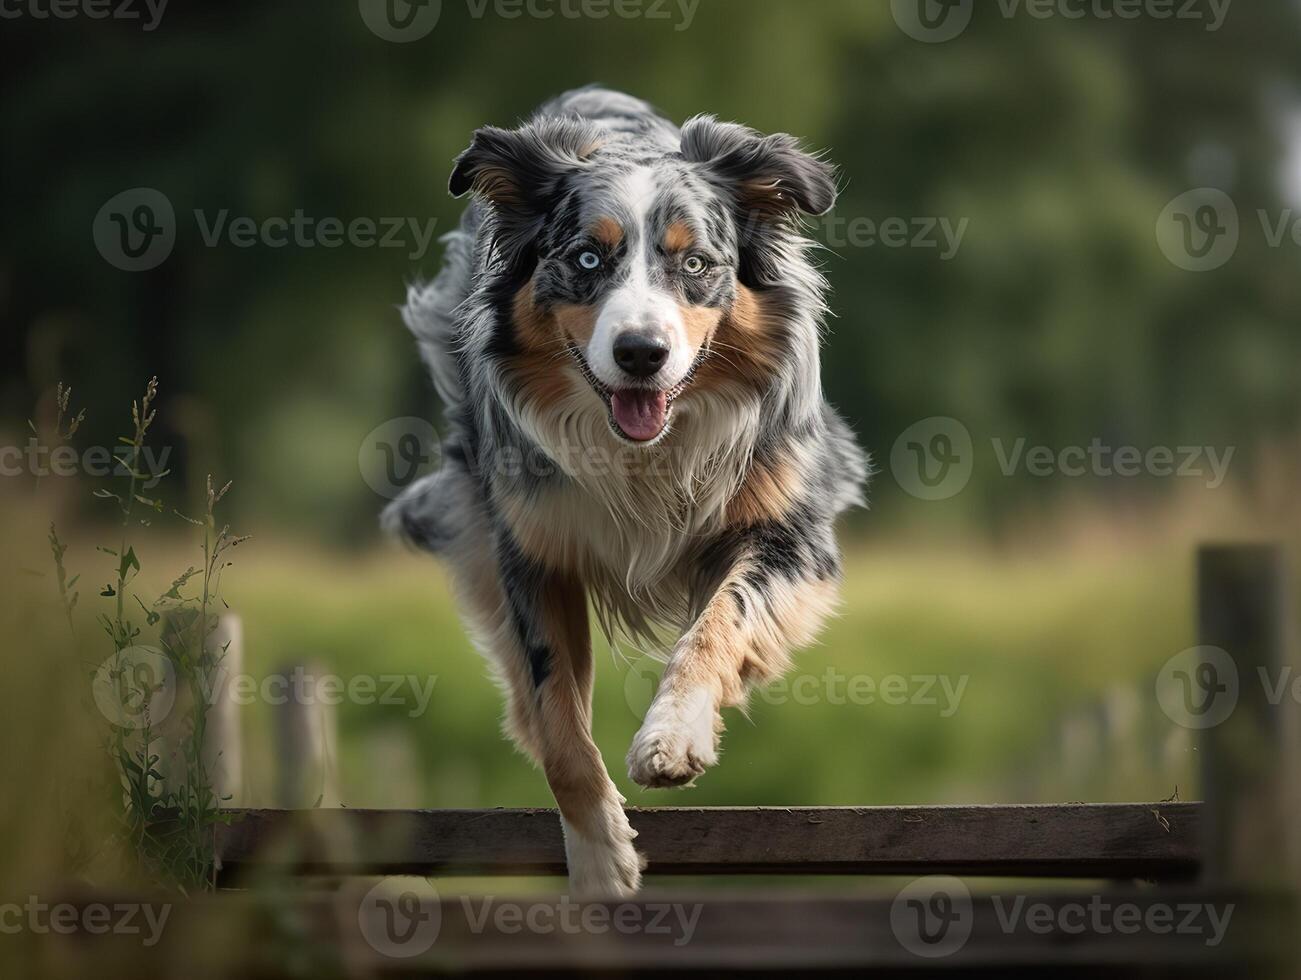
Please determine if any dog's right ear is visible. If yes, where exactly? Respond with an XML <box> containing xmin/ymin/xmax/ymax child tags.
<box><xmin>448</xmin><ymin>119</ymin><xmax>602</xmax><ymax>209</ymax></box>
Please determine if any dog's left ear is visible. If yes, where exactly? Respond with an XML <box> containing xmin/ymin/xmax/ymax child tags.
<box><xmin>449</xmin><ymin>117</ymin><xmax>601</xmax><ymax>209</ymax></box>
<box><xmin>680</xmin><ymin>115</ymin><xmax>838</xmax><ymax>219</ymax></box>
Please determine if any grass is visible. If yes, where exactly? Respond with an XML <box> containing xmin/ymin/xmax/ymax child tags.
<box><xmin>212</xmin><ymin>533</ymin><xmax>1204</xmax><ymax>812</ymax></box>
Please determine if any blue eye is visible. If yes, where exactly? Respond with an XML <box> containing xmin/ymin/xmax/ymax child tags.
<box><xmin>577</xmin><ymin>250</ymin><xmax>601</xmax><ymax>271</ymax></box>
<box><xmin>683</xmin><ymin>254</ymin><xmax>708</xmax><ymax>275</ymax></box>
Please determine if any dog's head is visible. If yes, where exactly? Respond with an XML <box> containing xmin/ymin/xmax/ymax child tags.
<box><xmin>450</xmin><ymin>114</ymin><xmax>836</xmax><ymax>446</ymax></box>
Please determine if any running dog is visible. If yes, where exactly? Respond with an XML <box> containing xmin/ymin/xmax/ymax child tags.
<box><xmin>386</xmin><ymin>86</ymin><xmax>867</xmax><ymax>896</ymax></box>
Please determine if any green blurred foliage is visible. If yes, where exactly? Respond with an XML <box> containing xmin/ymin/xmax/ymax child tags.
<box><xmin>2</xmin><ymin>0</ymin><xmax>1300</xmax><ymax>540</ymax></box>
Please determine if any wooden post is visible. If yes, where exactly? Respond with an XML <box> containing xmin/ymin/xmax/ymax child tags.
<box><xmin>1197</xmin><ymin>545</ymin><xmax>1289</xmax><ymax>886</ymax></box>
<box><xmin>158</xmin><ymin>610</ymin><xmax>244</xmax><ymax>807</ymax></box>
<box><xmin>272</xmin><ymin>663</ymin><xmax>339</xmax><ymax>808</ymax></box>
<box><xmin>204</xmin><ymin>614</ymin><xmax>243</xmax><ymax>806</ymax></box>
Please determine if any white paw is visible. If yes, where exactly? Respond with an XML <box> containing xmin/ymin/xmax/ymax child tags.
<box><xmin>627</xmin><ymin>685</ymin><xmax>719</xmax><ymax>789</ymax></box>
<box><xmin>563</xmin><ymin>798</ymin><xmax>645</xmax><ymax>898</ymax></box>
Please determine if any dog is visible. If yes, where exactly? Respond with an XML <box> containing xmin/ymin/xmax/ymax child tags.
<box><xmin>385</xmin><ymin>86</ymin><xmax>867</xmax><ymax>896</ymax></box>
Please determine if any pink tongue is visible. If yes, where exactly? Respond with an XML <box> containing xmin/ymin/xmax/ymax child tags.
<box><xmin>610</xmin><ymin>389</ymin><xmax>668</xmax><ymax>441</ymax></box>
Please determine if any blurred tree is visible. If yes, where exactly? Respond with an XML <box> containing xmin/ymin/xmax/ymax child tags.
<box><xmin>1</xmin><ymin>0</ymin><xmax>1297</xmax><ymax>537</ymax></box>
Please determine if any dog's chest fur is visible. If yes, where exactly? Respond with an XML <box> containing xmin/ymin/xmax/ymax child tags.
<box><xmin>493</xmin><ymin>384</ymin><xmax>763</xmax><ymax>636</ymax></box>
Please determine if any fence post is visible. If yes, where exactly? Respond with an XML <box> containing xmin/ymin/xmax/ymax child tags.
<box><xmin>1197</xmin><ymin>544</ymin><xmax>1290</xmax><ymax>887</ymax></box>
<box><xmin>204</xmin><ymin>614</ymin><xmax>243</xmax><ymax>806</ymax></box>
<box><xmin>272</xmin><ymin>662</ymin><xmax>339</xmax><ymax>808</ymax></box>
<box><xmin>158</xmin><ymin>610</ymin><xmax>243</xmax><ymax>808</ymax></box>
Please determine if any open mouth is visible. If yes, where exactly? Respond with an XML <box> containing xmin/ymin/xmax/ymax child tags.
<box><xmin>567</xmin><ymin>343</ymin><xmax>707</xmax><ymax>443</ymax></box>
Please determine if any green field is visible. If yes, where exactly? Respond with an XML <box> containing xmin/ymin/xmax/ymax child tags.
<box><xmin>218</xmin><ymin>535</ymin><xmax>1202</xmax><ymax>813</ymax></box>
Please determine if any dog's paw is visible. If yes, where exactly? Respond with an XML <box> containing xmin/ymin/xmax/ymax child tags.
<box><xmin>627</xmin><ymin>686</ymin><xmax>719</xmax><ymax>789</ymax></box>
<box><xmin>563</xmin><ymin>803</ymin><xmax>645</xmax><ymax>898</ymax></box>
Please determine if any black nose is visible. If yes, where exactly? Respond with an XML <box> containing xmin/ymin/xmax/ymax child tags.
<box><xmin>613</xmin><ymin>331</ymin><xmax>670</xmax><ymax>379</ymax></box>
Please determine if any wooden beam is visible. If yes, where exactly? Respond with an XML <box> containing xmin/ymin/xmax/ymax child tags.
<box><xmin>41</xmin><ymin>887</ymin><xmax>1276</xmax><ymax>976</ymax></box>
<box><xmin>215</xmin><ymin>802</ymin><xmax>1200</xmax><ymax>880</ymax></box>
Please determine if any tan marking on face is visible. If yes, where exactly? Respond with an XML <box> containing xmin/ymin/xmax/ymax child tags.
<box><xmin>726</xmin><ymin>457</ymin><xmax>804</xmax><ymax>528</ymax></box>
<box><xmin>513</xmin><ymin>280</ymin><xmax>599</xmax><ymax>347</ymax></box>
<box><xmin>694</xmin><ymin>284</ymin><xmax>783</xmax><ymax>393</ymax></box>
<box><xmin>679</xmin><ymin>303</ymin><xmax>724</xmax><ymax>348</ymax></box>
<box><xmin>509</xmin><ymin>280</ymin><xmax>590</xmax><ymax>410</ymax></box>
<box><xmin>591</xmin><ymin>216</ymin><xmax>624</xmax><ymax>249</ymax></box>
<box><xmin>663</xmin><ymin>221</ymin><xmax>694</xmax><ymax>253</ymax></box>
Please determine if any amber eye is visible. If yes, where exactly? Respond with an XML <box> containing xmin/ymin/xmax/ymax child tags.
<box><xmin>683</xmin><ymin>254</ymin><xmax>708</xmax><ymax>275</ymax></box>
<box><xmin>577</xmin><ymin>250</ymin><xmax>602</xmax><ymax>271</ymax></box>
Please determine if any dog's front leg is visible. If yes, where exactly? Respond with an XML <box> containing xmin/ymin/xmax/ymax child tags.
<box><xmin>492</xmin><ymin>540</ymin><xmax>645</xmax><ymax>896</ymax></box>
<box><xmin>628</xmin><ymin>528</ymin><xmax>842</xmax><ymax>789</ymax></box>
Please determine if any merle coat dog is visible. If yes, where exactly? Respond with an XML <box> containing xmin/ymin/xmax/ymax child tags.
<box><xmin>387</xmin><ymin>86</ymin><xmax>866</xmax><ymax>895</ymax></box>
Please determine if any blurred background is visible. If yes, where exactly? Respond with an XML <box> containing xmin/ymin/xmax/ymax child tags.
<box><xmin>2</xmin><ymin>0</ymin><xmax>1300</xmax><ymax>837</ymax></box>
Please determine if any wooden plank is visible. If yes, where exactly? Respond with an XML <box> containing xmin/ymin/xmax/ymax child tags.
<box><xmin>38</xmin><ymin>887</ymin><xmax>1279</xmax><ymax>976</ymax></box>
<box><xmin>215</xmin><ymin>802</ymin><xmax>1200</xmax><ymax>880</ymax></box>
